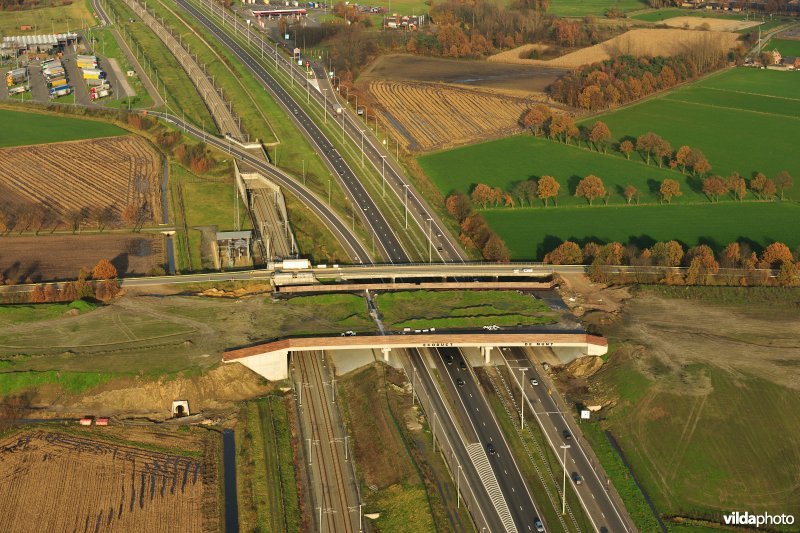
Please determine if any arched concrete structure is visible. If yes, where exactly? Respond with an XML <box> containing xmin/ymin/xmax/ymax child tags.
<box><xmin>224</xmin><ymin>333</ymin><xmax>608</xmax><ymax>381</ymax></box>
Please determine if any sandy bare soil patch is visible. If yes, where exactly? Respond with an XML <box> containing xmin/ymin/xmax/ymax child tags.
<box><xmin>529</xmin><ymin>29</ymin><xmax>740</xmax><ymax>68</ymax></box>
<box><xmin>0</xmin><ymin>430</ymin><xmax>215</xmax><ymax>533</ymax></box>
<box><xmin>0</xmin><ymin>135</ymin><xmax>162</xmax><ymax>229</ymax></box>
<box><xmin>488</xmin><ymin>44</ymin><xmax>554</xmax><ymax>65</ymax></box>
<box><xmin>360</xmin><ymin>53</ymin><xmax>566</xmax><ymax>94</ymax></box>
<box><xmin>0</xmin><ymin>233</ymin><xmax>165</xmax><ymax>282</ymax></box>
<box><xmin>613</xmin><ymin>293</ymin><xmax>800</xmax><ymax>391</ymax></box>
<box><xmin>660</xmin><ymin>16</ymin><xmax>761</xmax><ymax>32</ymax></box>
<box><xmin>368</xmin><ymin>80</ymin><xmax>549</xmax><ymax>151</ymax></box>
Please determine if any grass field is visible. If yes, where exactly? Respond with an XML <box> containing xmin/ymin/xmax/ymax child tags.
<box><xmin>338</xmin><ymin>364</ymin><xmax>437</xmax><ymax>532</ymax></box>
<box><xmin>583</xmin><ymin>290</ymin><xmax>800</xmax><ymax>530</ymax></box>
<box><xmin>0</xmin><ymin>300</ymin><xmax>95</xmax><ymax>326</ymax></box>
<box><xmin>0</xmin><ymin>0</ymin><xmax>94</xmax><ymax>35</ymax></box>
<box><xmin>0</xmin><ymin>109</ymin><xmax>125</xmax><ymax>147</ymax></box>
<box><xmin>171</xmin><ymin>164</ymin><xmax>250</xmax><ymax>271</ymax></box>
<box><xmin>769</xmin><ymin>37</ymin><xmax>800</xmax><ymax>56</ymax></box>
<box><xmin>0</xmin><ymin>370</ymin><xmax>116</xmax><ymax>395</ymax></box>
<box><xmin>236</xmin><ymin>395</ymin><xmax>301</xmax><ymax>532</ymax></box>
<box><xmin>419</xmin><ymin>135</ymin><xmax>686</xmax><ymax>206</ymax></box>
<box><xmin>483</xmin><ymin>202</ymin><xmax>800</xmax><ymax>259</ymax></box>
<box><xmin>375</xmin><ymin>290</ymin><xmax>557</xmax><ymax>329</ymax></box>
<box><xmin>419</xmin><ymin>68</ymin><xmax>800</xmax><ymax>259</ymax></box>
<box><xmin>548</xmin><ymin>0</ymin><xmax>646</xmax><ymax>16</ymax></box>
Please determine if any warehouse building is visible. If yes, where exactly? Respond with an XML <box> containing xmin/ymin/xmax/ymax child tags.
<box><xmin>0</xmin><ymin>33</ymin><xmax>79</xmax><ymax>58</ymax></box>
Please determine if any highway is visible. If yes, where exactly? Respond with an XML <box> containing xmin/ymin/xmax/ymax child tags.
<box><xmin>189</xmin><ymin>0</ymin><xmax>467</xmax><ymax>263</ymax></box>
<box><xmin>501</xmin><ymin>347</ymin><xmax>633</xmax><ymax>533</ymax></box>
<box><xmin>403</xmin><ymin>348</ymin><xmax>509</xmax><ymax>532</ymax></box>
<box><xmin>178</xmin><ymin>0</ymin><xmax>409</xmax><ymax>263</ymax></box>
<box><xmin>433</xmin><ymin>347</ymin><xmax>546</xmax><ymax>532</ymax></box>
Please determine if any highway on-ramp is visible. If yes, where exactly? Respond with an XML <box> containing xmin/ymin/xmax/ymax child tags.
<box><xmin>178</xmin><ymin>0</ymin><xmax>409</xmax><ymax>263</ymax></box>
<box><xmin>502</xmin><ymin>347</ymin><xmax>633</xmax><ymax>533</ymax></box>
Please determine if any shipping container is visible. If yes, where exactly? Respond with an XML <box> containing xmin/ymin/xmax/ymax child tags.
<box><xmin>82</xmin><ymin>68</ymin><xmax>106</xmax><ymax>80</ymax></box>
<box><xmin>86</xmin><ymin>79</ymin><xmax>110</xmax><ymax>88</ymax></box>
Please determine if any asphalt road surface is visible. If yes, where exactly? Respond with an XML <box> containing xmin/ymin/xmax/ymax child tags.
<box><xmin>434</xmin><ymin>347</ymin><xmax>546</xmax><ymax>532</ymax></box>
<box><xmin>404</xmin><ymin>348</ymin><xmax>509</xmax><ymax>532</ymax></box>
<box><xmin>178</xmin><ymin>0</ymin><xmax>409</xmax><ymax>263</ymax></box>
<box><xmin>502</xmin><ymin>347</ymin><xmax>632</xmax><ymax>533</ymax></box>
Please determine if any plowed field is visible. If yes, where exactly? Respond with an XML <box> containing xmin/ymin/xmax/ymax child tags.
<box><xmin>0</xmin><ymin>430</ymin><xmax>215</xmax><ymax>533</ymax></box>
<box><xmin>0</xmin><ymin>135</ymin><xmax>162</xmax><ymax>230</ymax></box>
<box><xmin>0</xmin><ymin>234</ymin><xmax>164</xmax><ymax>282</ymax></box>
<box><xmin>368</xmin><ymin>80</ymin><xmax>549</xmax><ymax>151</ymax></box>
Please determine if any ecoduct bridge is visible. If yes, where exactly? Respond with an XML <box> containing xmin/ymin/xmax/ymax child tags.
<box><xmin>223</xmin><ymin>333</ymin><xmax>608</xmax><ymax>381</ymax></box>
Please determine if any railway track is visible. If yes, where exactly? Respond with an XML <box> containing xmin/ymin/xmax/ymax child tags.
<box><xmin>294</xmin><ymin>351</ymin><xmax>359</xmax><ymax>533</ymax></box>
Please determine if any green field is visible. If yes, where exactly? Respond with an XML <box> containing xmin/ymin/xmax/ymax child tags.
<box><xmin>375</xmin><ymin>290</ymin><xmax>557</xmax><ymax>329</ymax></box>
<box><xmin>769</xmin><ymin>37</ymin><xmax>800</xmax><ymax>56</ymax></box>
<box><xmin>583</xmin><ymin>289</ymin><xmax>800</xmax><ymax>531</ymax></box>
<box><xmin>236</xmin><ymin>395</ymin><xmax>301</xmax><ymax>532</ymax></box>
<box><xmin>419</xmin><ymin>135</ymin><xmax>687</xmax><ymax>206</ymax></box>
<box><xmin>548</xmin><ymin>0</ymin><xmax>646</xmax><ymax>17</ymax></box>
<box><xmin>0</xmin><ymin>0</ymin><xmax>95</xmax><ymax>36</ymax></box>
<box><xmin>484</xmin><ymin>202</ymin><xmax>800</xmax><ymax>259</ymax></box>
<box><xmin>0</xmin><ymin>300</ymin><xmax>95</xmax><ymax>326</ymax></box>
<box><xmin>0</xmin><ymin>109</ymin><xmax>125</xmax><ymax>147</ymax></box>
<box><xmin>419</xmin><ymin>68</ymin><xmax>800</xmax><ymax>258</ymax></box>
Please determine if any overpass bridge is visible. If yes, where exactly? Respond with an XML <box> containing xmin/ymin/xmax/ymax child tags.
<box><xmin>224</xmin><ymin>332</ymin><xmax>608</xmax><ymax>381</ymax></box>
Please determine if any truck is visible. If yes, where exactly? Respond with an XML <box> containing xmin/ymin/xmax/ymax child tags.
<box><xmin>47</xmin><ymin>77</ymin><xmax>67</xmax><ymax>89</ymax></box>
<box><xmin>82</xmin><ymin>68</ymin><xmax>106</xmax><ymax>80</ymax></box>
<box><xmin>6</xmin><ymin>67</ymin><xmax>27</xmax><ymax>86</ymax></box>
<box><xmin>43</xmin><ymin>66</ymin><xmax>65</xmax><ymax>78</ymax></box>
<box><xmin>8</xmin><ymin>85</ymin><xmax>29</xmax><ymax>95</ymax></box>
<box><xmin>86</xmin><ymin>78</ymin><xmax>109</xmax><ymax>88</ymax></box>
<box><xmin>334</xmin><ymin>105</ymin><xmax>343</xmax><ymax>114</ymax></box>
<box><xmin>281</xmin><ymin>259</ymin><xmax>311</xmax><ymax>270</ymax></box>
<box><xmin>90</xmin><ymin>88</ymin><xmax>110</xmax><ymax>100</ymax></box>
<box><xmin>49</xmin><ymin>85</ymin><xmax>72</xmax><ymax>98</ymax></box>
<box><xmin>77</xmin><ymin>59</ymin><xmax>98</xmax><ymax>69</ymax></box>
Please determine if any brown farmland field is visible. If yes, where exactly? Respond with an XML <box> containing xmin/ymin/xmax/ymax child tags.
<box><xmin>660</xmin><ymin>16</ymin><xmax>760</xmax><ymax>31</ymax></box>
<box><xmin>526</xmin><ymin>29</ymin><xmax>740</xmax><ymax>68</ymax></box>
<box><xmin>0</xmin><ymin>135</ymin><xmax>162</xmax><ymax>231</ymax></box>
<box><xmin>0</xmin><ymin>234</ymin><xmax>164</xmax><ymax>282</ymax></box>
<box><xmin>0</xmin><ymin>430</ymin><xmax>216</xmax><ymax>533</ymax></box>
<box><xmin>360</xmin><ymin>54</ymin><xmax>566</xmax><ymax>94</ymax></box>
<box><xmin>368</xmin><ymin>80</ymin><xmax>550</xmax><ymax>151</ymax></box>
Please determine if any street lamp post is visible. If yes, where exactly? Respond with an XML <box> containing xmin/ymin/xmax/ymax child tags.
<box><xmin>519</xmin><ymin>367</ymin><xmax>527</xmax><ymax>430</ymax></box>
<box><xmin>427</xmin><ymin>218</ymin><xmax>433</xmax><ymax>263</ymax></box>
<box><xmin>360</xmin><ymin>129</ymin><xmax>365</xmax><ymax>167</ymax></box>
<box><xmin>561</xmin><ymin>444</ymin><xmax>571</xmax><ymax>515</ymax></box>
<box><xmin>381</xmin><ymin>155</ymin><xmax>387</xmax><ymax>197</ymax></box>
<box><xmin>323</xmin><ymin>89</ymin><xmax>327</xmax><ymax>123</ymax></box>
<box><xmin>404</xmin><ymin>184</ymin><xmax>409</xmax><ymax>229</ymax></box>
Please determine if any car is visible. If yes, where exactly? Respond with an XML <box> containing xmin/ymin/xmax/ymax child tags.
<box><xmin>436</xmin><ymin>246</ymin><xmax>444</xmax><ymax>252</ymax></box>
<box><xmin>456</xmin><ymin>378</ymin><xmax>465</xmax><ymax>387</ymax></box>
<box><xmin>459</xmin><ymin>361</ymin><xmax>467</xmax><ymax>370</ymax></box>
<box><xmin>523</xmin><ymin>268</ymin><xmax>533</xmax><ymax>273</ymax></box>
<box><xmin>563</xmin><ymin>429</ymin><xmax>572</xmax><ymax>440</ymax></box>
<box><xmin>572</xmin><ymin>472</ymin><xmax>582</xmax><ymax>485</ymax></box>
<box><xmin>486</xmin><ymin>443</ymin><xmax>496</xmax><ymax>455</ymax></box>
<box><xmin>444</xmin><ymin>355</ymin><xmax>454</xmax><ymax>365</ymax></box>
<box><xmin>530</xmin><ymin>378</ymin><xmax>539</xmax><ymax>386</ymax></box>
<box><xmin>534</xmin><ymin>517</ymin><xmax>545</xmax><ymax>532</ymax></box>
<box><xmin>293</xmin><ymin>108</ymin><xmax>299</xmax><ymax>115</ymax></box>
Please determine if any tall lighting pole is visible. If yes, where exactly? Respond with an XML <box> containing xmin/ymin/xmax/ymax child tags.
<box><xmin>404</xmin><ymin>184</ymin><xmax>410</xmax><ymax>229</ymax></box>
<box><xmin>427</xmin><ymin>217</ymin><xmax>433</xmax><ymax>263</ymax></box>
<box><xmin>561</xmin><ymin>444</ymin><xmax>571</xmax><ymax>515</ymax></box>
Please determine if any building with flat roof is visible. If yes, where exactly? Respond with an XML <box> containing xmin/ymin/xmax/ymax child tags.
<box><xmin>1</xmin><ymin>33</ymin><xmax>78</xmax><ymax>57</ymax></box>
